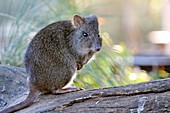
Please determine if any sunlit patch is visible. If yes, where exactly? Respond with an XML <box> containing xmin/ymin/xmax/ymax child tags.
<box><xmin>138</xmin><ymin>71</ymin><xmax>150</xmax><ymax>81</ymax></box>
<box><xmin>149</xmin><ymin>31</ymin><xmax>170</xmax><ymax>44</ymax></box>
<box><xmin>112</xmin><ymin>45</ymin><xmax>124</xmax><ymax>53</ymax></box>
<box><xmin>129</xmin><ymin>73</ymin><xmax>137</xmax><ymax>81</ymax></box>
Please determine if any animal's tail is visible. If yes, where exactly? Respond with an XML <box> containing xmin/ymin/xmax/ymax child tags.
<box><xmin>0</xmin><ymin>90</ymin><xmax>40</xmax><ymax>113</ymax></box>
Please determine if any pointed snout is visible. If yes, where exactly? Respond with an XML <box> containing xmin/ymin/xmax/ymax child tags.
<box><xmin>94</xmin><ymin>44</ymin><xmax>101</xmax><ymax>52</ymax></box>
<box><xmin>92</xmin><ymin>37</ymin><xmax>102</xmax><ymax>52</ymax></box>
<box><xmin>95</xmin><ymin>37</ymin><xmax>102</xmax><ymax>52</ymax></box>
<box><xmin>95</xmin><ymin>46</ymin><xmax>101</xmax><ymax>51</ymax></box>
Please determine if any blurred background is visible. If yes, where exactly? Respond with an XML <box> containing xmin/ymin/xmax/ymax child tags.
<box><xmin>0</xmin><ymin>0</ymin><xmax>170</xmax><ymax>89</ymax></box>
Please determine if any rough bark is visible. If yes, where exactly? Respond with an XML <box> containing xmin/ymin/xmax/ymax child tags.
<box><xmin>0</xmin><ymin>65</ymin><xmax>170</xmax><ymax>113</ymax></box>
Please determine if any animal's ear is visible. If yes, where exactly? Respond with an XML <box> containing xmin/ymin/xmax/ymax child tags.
<box><xmin>72</xmin><ymin>15</ymin><xmax>85</xmax><ymax>28</ymax></box>
<box><xmin>89</xmin><ymin>14</ymin><xmax>98</xmax><ymax>21</ymax></box>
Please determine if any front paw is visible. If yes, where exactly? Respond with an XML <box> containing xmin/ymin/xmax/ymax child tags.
<box><xmin>77</xmin><ymin>63</ymin><xmax>83</xmax><ymax>70</ymax></box>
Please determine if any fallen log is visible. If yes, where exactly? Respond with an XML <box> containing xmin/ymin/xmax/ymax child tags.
<box><xmin>0</xmin><ymin>65</ymin><xmax>170</xmax><ymax>113</ymax></box>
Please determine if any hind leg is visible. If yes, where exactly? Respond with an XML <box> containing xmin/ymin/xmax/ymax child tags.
<box><xmin>52</xmin><ymin>86</ymin><xmax>83</xmax><ymax>94</ymax></box>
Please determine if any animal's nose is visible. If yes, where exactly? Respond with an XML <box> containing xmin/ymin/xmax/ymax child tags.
<box><xmin>95</xmin><ymin>46</ymin><xmax>101</xmax><ymax>51</ymax></box>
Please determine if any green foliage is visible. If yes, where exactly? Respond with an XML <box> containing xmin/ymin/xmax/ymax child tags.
<box><xmin>75</xmin><ymin>33</ymin><xmax>134</xmax><ymax>89</ymax></box>
<box><xmin>74</xmin><ymin>32</ymin><xmax>168</xmax><ymax>89</ymax></box>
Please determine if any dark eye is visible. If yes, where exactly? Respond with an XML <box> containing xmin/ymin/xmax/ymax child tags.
<box><xmin>98</xmin><ymin>34</ymin><xmax>100</xmax><ymax>37</ymax></box>
<box><xmin>83</xmin><ymin>32</ymin><xmax>88</xmax><ymax>37</ymax></box>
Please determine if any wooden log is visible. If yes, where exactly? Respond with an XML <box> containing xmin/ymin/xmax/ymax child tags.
<box><xmin>0</xmin><ymin>65</ymin><xmax>170</xmax><ymax>113</ymax></box>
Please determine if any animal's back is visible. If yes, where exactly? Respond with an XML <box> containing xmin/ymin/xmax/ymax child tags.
<box><xmin>24</xmin><ymin>20</ymin><xmax>76</xmax><ymax>92</ymax></box>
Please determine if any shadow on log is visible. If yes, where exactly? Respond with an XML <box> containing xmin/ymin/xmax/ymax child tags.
<box><xmin>0</xmin><ymin>65</ymin><xmax>170</xmax><ymax>113</ymax></box>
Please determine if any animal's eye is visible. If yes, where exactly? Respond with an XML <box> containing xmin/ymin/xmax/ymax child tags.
<box><xmin>83</xmin><ymin>32</ymin><xmax>88</xmax><ymax>37</ymax></box>
<box><xmin>98</xmin><ymin>34</ymin><xmax>100</xmax><ymax>37</ymax></box>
